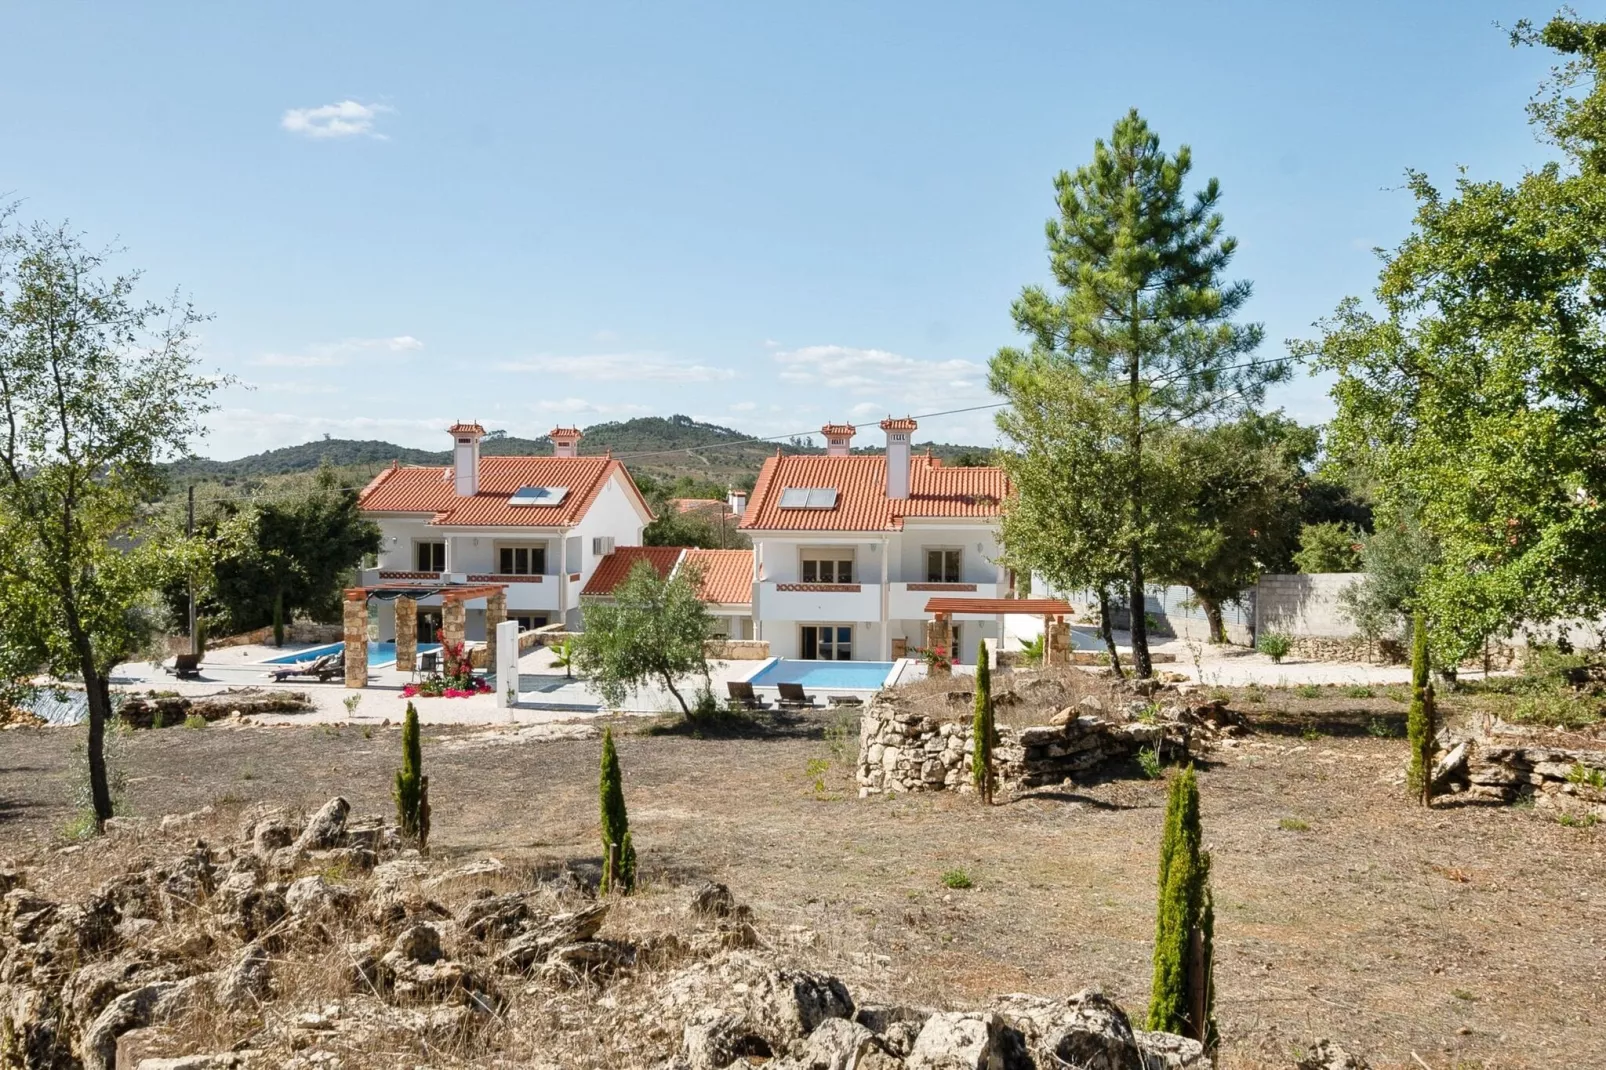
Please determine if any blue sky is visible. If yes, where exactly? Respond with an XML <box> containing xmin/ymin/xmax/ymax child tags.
<box><xmin>0</xmin><ymin>1</ymin><xmax>1562</xmax><ymax>459</ymax></box>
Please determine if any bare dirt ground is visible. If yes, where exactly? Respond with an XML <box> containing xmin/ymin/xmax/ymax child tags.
<box><xmin>3</xmin><ymin>683</ymin><xmax>1604</xmax><ymax>1069</ymax></box>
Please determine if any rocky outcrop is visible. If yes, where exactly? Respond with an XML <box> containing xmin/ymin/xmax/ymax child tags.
<box><xmin>1432</xmin><ymin>722</ymin><xmax>1606</xmax><ymax>822</ymax></box>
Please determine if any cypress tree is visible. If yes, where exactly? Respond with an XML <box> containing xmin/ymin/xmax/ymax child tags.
<box><xmin>1148</xmin><ymin>767</ymin><xmax>1214</xmax><ymax>1046</ymax></box>
<box><xmin>1406</xmin><ymin>610</ymin><xmax>1437</xmax><ymax>805</ymax></box>
<box><xmin>394</xmin><ymin>701</ymin><xmax>430</xmax><ymax>851</ymax></box>
<box><xmin>971</xmin><ymin>639</ymin><xmax>995</xmax><ymax>803</ymax></box>
<box><xmin>599</xmin><ymin>726</ymin><xmax>636</xmax><ymax>894</ymax></box>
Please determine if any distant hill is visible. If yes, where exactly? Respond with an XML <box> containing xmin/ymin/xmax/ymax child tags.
<box><xmin>164</xmin><ymin>415</ymin><xmax>992</xmax><ymax>490</ymax></box>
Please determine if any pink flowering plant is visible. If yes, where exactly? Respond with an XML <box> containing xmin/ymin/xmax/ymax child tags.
<box><xmin>402</xmin><ymin>639</ymin><xmax>491</xmax><ymax>698</ymax></box>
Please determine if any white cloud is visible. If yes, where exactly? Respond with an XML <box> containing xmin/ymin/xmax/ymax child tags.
<box><xmin>773</xmin><ymin>344</ymin><xmax>988</xmax><ymax>403</ymax></box>
<box><xmin>252</xmin><ymin>336</ymin><xmax>423</xmax><ymax>368</ymax></box>
<box><xmin>729</xmin><ymin>401</ymin><xmax>757</xmax><ymax>412</ymax></box>
<box><xmin>498</xmin><ymin>352</ymin><xmax>736</xmax><ymax>383</ymax></box>
<box><xmin>532</xmin><ymin>397</ymin><xmax>653</xmax><ymax>416</ymax></box>
<box><xmin>281</xmin><ymin>100</ymin><xmax>393</xmax><ymax>139</ymax></box>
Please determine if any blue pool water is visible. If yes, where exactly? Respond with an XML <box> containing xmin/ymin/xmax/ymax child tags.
<box><xmin>747</xmin><ymin>659</ymin><xmax>898</xmax><ymax>690</ymax></box>
<box><xmin>262</xmin><ymin>641</ymin><xmax>441</xmax><ymax>668</ymax></box>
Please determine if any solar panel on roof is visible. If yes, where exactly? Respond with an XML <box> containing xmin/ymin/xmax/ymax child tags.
<box><xmin>778</xmin><ymin>487</ymin><xmax>838</xmax><ymax>509</ymax></box>
<box><xmin>508</xmin><ymin>486</ymin><xmax>569</xmax><ymax>506</ymax></box>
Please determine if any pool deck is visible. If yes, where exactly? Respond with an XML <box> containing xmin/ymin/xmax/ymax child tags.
<box><xmin>108</xmin><ymin>642</ymin><xmax>801</xmax><ymax>727</ymax></box>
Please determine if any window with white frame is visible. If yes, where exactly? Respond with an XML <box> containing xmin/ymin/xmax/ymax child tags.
<box><xmin>801</xmin><ymin>548</ymin><xmax>854</xmax><ymax>583</ymax></box>
<box><xmin>926</xmin><ymin>548</ymin><xmax>962</xmax><ymax>583</ymax></box>
<box><xmin>496</xmin><ymin>544</ymin><xmax>546</xmax><ymax>575</ymax></box>
<box><xmin>800</xmin><ymin>624</ymin><xmax>852</xmax><ymax>660</ymax></box>
<box><xmin>592</xmin><ymin>535</ymin><xmax>615</xmax><ymax>557</ymax></box>
<box><xmin>415</xmin><ymin>540</ymin><xmax>446</xmax><ymax>572</ymax></box>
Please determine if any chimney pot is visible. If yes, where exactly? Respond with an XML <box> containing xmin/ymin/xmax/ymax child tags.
<box><xmin>880</xmin><ymin>416</ymin><xmax>917</xmax><ymax>499</ymax></box>
<box><xmin>447</xmin><ymin>422</ymin><xmax>485</xmax><ymax>496</ymax></box>
<box><xmin>821</xmin><ymin>422</ymin><xmax>856</xmax><ymax>457</ymax></box>
<box><xmin>549</xmin><ymin>426</ymin><xmax>584</xmax><ymax>459</ymax></box>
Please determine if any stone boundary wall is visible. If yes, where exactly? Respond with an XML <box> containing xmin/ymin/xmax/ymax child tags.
<box><xmin>209</xmin><ymin>621</ymin><xmax>345</xmax><ymax>650</ymax></box>
<box><xmin>704</xmin><ymin>639</ymin><xmax>769</xmax><ymax>660</ymax></box>
<box><xmin>856</xmin><ymin>697</ymin><xmax>1191</xmax><ymax>796</ymax></box>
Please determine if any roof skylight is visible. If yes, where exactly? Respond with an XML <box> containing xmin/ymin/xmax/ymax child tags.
<box><xmin>778</xmin><ymin>487</ymin><xmax>839</xmax><ymax>509</ymax></box>
<box><xmin>508</xmin><ymin>486</ymin><xmax>570</xmax><ymax>507</ymax></box>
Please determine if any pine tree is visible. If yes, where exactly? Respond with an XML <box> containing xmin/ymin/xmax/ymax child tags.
<box><xmin>599</xmin><ymin>726</ymin><xmax>636</xmax><ymax>894</ymax></box>
<box><xmin>971</xmin><ymin>638</ymin><xmax>995</xmax><ymax>803</ymax></box>
<box><xmin>394</xmin><ymin>701</ymin><xmax>430</xmax><ymax>851</ymax></box>
<box><xmin>1406</xmin><ymin>611</ymin><xmax>1437</xmax><ymax>805</ymax></box>
<box><xmin>1148</xmin><ymin>767</ymin><xmax>1215</xmax><ymax>1046</ymax></box>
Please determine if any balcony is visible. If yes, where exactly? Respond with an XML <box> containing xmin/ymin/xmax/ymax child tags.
<box><xmin>756</xmin><ymin>581</ymin><xmax>882</xmax><ymax>622</ymax></box>
<box><xmin>361</xmin><ymin>569</ymin><xmax>564</xmax><ymax>613</ymax></box>
<box><xmin>888</xmin><ymin>581</ymin><xmax>1002</xmax><ymax>620</ymax></box>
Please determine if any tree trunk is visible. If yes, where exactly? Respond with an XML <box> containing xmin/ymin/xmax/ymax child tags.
<box><xmin>1127</xmin><ymin>341</ymin><xmax>1152</xmax><ymax>680</ymax></box>
<box><xmin>273</xmin><ymin>587</ymin><xmax>285</xmax><ymax>647</ymax></box>
<box><xmin>1186</xmin><ymin>924</ymin><xmax>1208</xmax><ymax>1042</ymax></box>
<box><xmin>1129</xmin><ymin>553</ymin><xmax>1152</xmax><ymax>679</ymax></box>
<box><xmin>661</xmin><ymin>672</ymin><xmax>692</xmax><ymax>717</ymax></box>
<box><xmin>1098</xmin><ymin>588</ymin><xmax>1125</xmax><ymax>679</ymax></box>
<box><xmin>79</xmin><ymin>659</ymin><xmax>115</xmax><ymax>825</ymax></box>
<box><xmin>1202</xmin><ymin>598</ymin><xmax>1226</xmax><ymax>645</ymax></box>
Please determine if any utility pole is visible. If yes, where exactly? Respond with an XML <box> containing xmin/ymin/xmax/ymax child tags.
<box><xmin>187</xmin><ymin>484</ymin><xmax>199</xmax><ymax>656</ymax></box>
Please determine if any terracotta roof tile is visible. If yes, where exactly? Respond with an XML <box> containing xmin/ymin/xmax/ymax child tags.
<box><xmin>879</xmin><ymin>416</ymin><xmax>918</xmax><ymax>432</ymax></box>
<box><xmin>680</xmin><ymin>549</ymin><xmax>753</xmax><ymax>606</ymax></box>
<box><xmin>359</xmin><ymin>456</ymin><xmax>649</xmax><ymax>527</ymax></box>
<box><xmin>581</xmin><ymin>546</ymin><xmax>683</xmax><ymax>596</ymax></box>
<box><xmin>446</xmin><ymin>422</ymin><xmax>486</xmax><ymax>435</ymax></box>
<box><xmin>738</xmin><ymin>454</ymin><xmax>1008</xmax><ymax>532</ymax></box>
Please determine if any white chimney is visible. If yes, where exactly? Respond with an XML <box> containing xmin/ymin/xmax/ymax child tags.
<box><xmin>550</xmin><ymin>426</ymin><xmax>583</xmax><ymax>459</ymax></box>
<box><xmin>448</xmin><ymin>422</ymin><xmax>484</xmax><ymax>496</ymax></box>
<box><xmin>881</xmin><ymin>416</ymin><xmax>916</xmax><ymax>499</ymax></box>
<box><xmin>821</xmin><ymin>422</ymin><xmax>856</xmax><ymax>457</ymax></box>
<box><xmin>728</xmin><ymin>488</ymin><xmax>748</xmax><ymax>516</ymax></box>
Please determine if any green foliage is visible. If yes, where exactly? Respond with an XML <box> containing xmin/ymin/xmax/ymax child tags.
<box><xmin>642</xmin><ymin>501</ymin><xmax>750</xmax><ymax>550</ymax></box>
<box><xmin>971</xmin><ymin>639</ymin><xmax>995</xmax><ymax>803</ymax></box>
<box><xmin>1278</xmin><ymin>817</ymin><xmax>1310</xmax><ymax>832</ymax></box>
<box><xmin>1018</xmin><ymin>634</ymin><xmax>1045</xmax><ymax>666</ymax></box>
<box><xmin>599</xmin><ymin>726</ymin><xmax>636</xmax><ymax>894</ymax></box>
<box><xmin>1367</xmin><ymin>716</ymin><xmax>1400</xmax><ymax>738</ymax></box>
<box><xmin>940</xmin><ymin>868</ymin><xmax>973</xmax><ymax>890</ymax></box>
<box><xmin>1148</xmin><ymin>767</ymin><xmax>1215</xmax><ymax>1046</ymax></box>
<box><xmin>805</xmin><ymin>757</ymin><xmax>830</xmax><ymax>794</ymax></box>
<box><xmin>394</xmin><ymin>702</ymin><xmax>430</xmax><ymax>850</ymax></box>
<box><xmin>1137</xmin><ymin>746</ymin><xmax>1162</xmax><ymax>779</ymax></box>
<box><xmin>991</xmin><ymin>109</ymin><xmax>1281</xmax><ymax>679</ymax></box>
<box><xmin>183</xmin><ymin>713</ymin><xmax>207</xmax><ymax>730</ymax></box>
<box><xmin>1558</xmin><ymin>812</ymin><xmax>1600</xmax><ymax>828</ymax></box>
<box><xmin>1567</xmin><ymin>763</ymin><xmax>1606</xmax><ymax>790</ymax></box>
<box><xmin>1301</xmin><ymin>19</ymin><xmax>1606</xmax><ymax>662</ymax></box>
<box><xmin>1158</xmin><ymin>415</ymin><xmax>1313</xmax><ymax>641</ymax></box>
<box><xmin>1345</xmin><ymin>685</ymin><xmax>1376</xmax><ymax>699</ymax></box>
<box><xmin>1293</xmin><ymin>522</ymin><xmax>1366</xmax><ymax>574</ymax></box>
<box><xmin>1406</xmin><ymin>612</ymin><xmax>1437</xmax><ymax>806</ymax></box>
<box><xmin>0</xmin><ymin>214</ymin><xmax>220</xmax><ymax>826</ymax></box>
<box><xmin>1256</xmin><ymin>632</ymin><xmax>1291</xmax><ymax>662</ymax></box>
<box><xmin>1294</xmin><ymin>684</ymin><xmax>1322</xmax><ymax>699</ymax></box>
<box><xmin>167</xmin><ymin>462</ymin><xmax>381</xmax><ymax>641</ymax></box>
<box><xmin>575</xmin><ymin>560</ymin><xmax>713</xmax><ymax>718</ymax></box>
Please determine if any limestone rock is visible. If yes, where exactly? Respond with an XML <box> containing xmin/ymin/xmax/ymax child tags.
<box><xmin>1297</xmin><ymin>1037</ymin><xmax>1370</xmax><ymax>1069</ymax></box>
<box><xmin>688</xmin><ymin>881</ymin><xmax>743</xmax><ymax>919</ymax></box>
<box><xmin>905</xmin><ymin>1010</ymin><xmax>1026</xmax><ymax>1069</ymax></box>
<box><xmin>496</xmin><ymin>904</ymin><xmax>609</xmax><ymax>971</ymax></box>
<box><xmin>1133</xmin><ymin>1029</ymin><xmax>1211</xmax><ymax>1068</ymax></box>
<box><xmin>389</xmin><ymin>922</ymin><xmax>443</xmax><ymax>965</ymax></box>
<box><xmin>215</xmin><ymin>941</ymin><xmax>271</xmax><ymax>1003</ymax></box>
<box><xmin>773</xmin><ymin>1016</ymin><xmax>883</xmax><ymax>1070</ymax></box>
<box><xmin>457</xmin><ymin>891</ymin><xmax>533</xmax><ymax>940</ymax></box>
<box><xmin>81</xmin><ymin>980</ymin><xmax>196</xmax><ymax>1070</ymax></box>
<box><xmin>293</xmin><ymin>797</ymin><xmax>350</xmax><ymax>852</ymax></box>
<box><xmin>284</xmin><ymin>874</ymin><xmax>356</xmax><ymax>920</ymax></box>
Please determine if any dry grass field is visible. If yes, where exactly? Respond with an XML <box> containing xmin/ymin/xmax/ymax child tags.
<box><xmin>2</xmin><ymin>679</ymin><xmax>1603</xmax><ymax>1068</ymax></box>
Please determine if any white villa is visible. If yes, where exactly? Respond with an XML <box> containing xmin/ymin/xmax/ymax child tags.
<box><xmin>738</xmin><ymin>419</ymin><xmax>1013</xmax><ymax>663</ymax></box>
<box><xmin>357</xmin><ymin>423</ymin><xmax>654</xmax><ymax>642</ymax></box>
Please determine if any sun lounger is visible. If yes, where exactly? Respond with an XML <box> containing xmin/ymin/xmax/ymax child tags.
<box><xmin>167</xmin><ymin>653</ymin><xmax>203</xmax><ymax>680</ymax></box>
<box><xmin>726</xmin><ymin>680</ymin><xmax>770</xmax><ymax>710</ymax></box>
<box><xmin>777</xmin><ymin>682</ymin><xmax>818</xmax><ymax>708</ymax></box>
<box><xmin>269</xmin><ymin>651</ymin><xmax>343</xmax><ymax>683</ymax></box>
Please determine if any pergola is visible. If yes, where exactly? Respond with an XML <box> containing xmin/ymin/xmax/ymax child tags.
<box><xmin>340</xmin><ymin>581</ymin><xmax>509</xmax><ymax>688</ymax></box>
<box><xmin>922</xmin><ymin>596</ymin><xmax>1076</xmax><ymax>666</ymax></box>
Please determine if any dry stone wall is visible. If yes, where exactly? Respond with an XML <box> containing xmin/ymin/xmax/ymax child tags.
<box><xmin>856</xmin><ymin>695</ymin><xmax>1195</xmax><ymax>796</ymax></box>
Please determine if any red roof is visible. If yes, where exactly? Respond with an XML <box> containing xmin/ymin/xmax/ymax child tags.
<box><xmin>738</xmin><ymin>454</ymin><xmax>1009</xmax><ymax>532</ymax></box>
<box><xmin>447</xmin><ymin>422</ymin><xmax>485</xmax><ymax>435</ymax></box>
<box><xmin>549</xmin><ymin>426</ymin><xmax>583</xmax><ymax>438</ymax></box>
<box><xmin>359</xmin><ymin>455</ymin><xmax>650</xmax><ymax>528</ymax></box>
<box><xmin>581</xmin><ymin>547</ymin><xmax>754</xmax><ymax>606</ymax></box>
<box><xmin>671</xmin><ymin>497</ymin><xmax>730</xmax><ymax>515</ymax></box>
<box><xmin>820</xmin><ymin>423</ymin><xmax>857</xmax><ymax>438</ymax></box>
<box><xmin>924</xmin><ymin>597</ymin><xmax>1072</xmax><ymax>617</ymax></box>
<box><xmin>580</xmin><ymin>546</ymin><xmax>682</xmax><ymax>596</ymax></box>
<box><xmin>879</xmin><ymin>416</ymin><xmax>918</xmax><ymax>432</ymax></box>
<box><xmin>680</xmin><ymin>549</ymin><xmax>753</xmax><ymax>605</ymax></box>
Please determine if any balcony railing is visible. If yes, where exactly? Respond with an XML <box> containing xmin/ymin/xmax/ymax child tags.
<box><xmin>756</xmin><ymin>581</ymin><xmax>881</xmax><ymax>622</ymax></box>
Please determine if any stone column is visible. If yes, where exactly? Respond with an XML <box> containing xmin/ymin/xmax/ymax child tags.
<box><xmin>442</xmin><ymin>596</ymin><xmax>466</xmax><ymax>653</ymax></box>
<box><xmin>1046</xmin><ymin>617</ymin><xmax>1071</xmax><ymax>666</ymax></box>
<box><xmin>394</xmin><ymin>596</ymin><xmax>417</xmax><ymax>673</ymax></box>
<box><xmin>343</xmin><ymin>591</ymin><xmax>369</xmax><ymax>688</ymax></box>
<box><xmin>485</xmin><ymin>590</ymin><xmax>508</xmax><ymax>673</ymax></box>
<box><xmin>924</xmin><ymin>617</ymin><xmax>952</xmax><ymax>675</ymax></box>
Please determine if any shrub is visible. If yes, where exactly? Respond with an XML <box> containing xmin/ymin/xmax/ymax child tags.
<box><xmin>1292</xmin><ymin>521</ymin><xmax>1366</xmax><ymax>573</ymax></box>
<box><xmin>1137</xmin><ymin>746</ymin><xmax>1162</xmax><ymax>779</ymax></box>
<box><xmin>1406</xmin><ymin>611</ymin><xmax>1436</xmax><ymax>806</ymax></box>
<box><xmin>1148</xmin><ymin>767</ymin><xmax>1215</xmax><ymax>1048</ymax></box>
<box><xmin>1257</xmin><ymin>632</ymin><xmax>1292</xmax><ymax>662</ymax></box>
<box><xmin>971</xmin><ymin>639</ymin><xmax>995</xmax><ymax>804</ymax></box>
<box><xmin>394</xmin><ymin>702</ymin><xmax>431</xmax><ymax>851</ymax></box>
<box><xmin>1019</xmin><ymin>633</ymin><xmax>1045</xmax><ymax>666</ymax></box>
<box><xmin>1294</xmin><ymin>684</ymin><xmax>1322</xmax><ymax>699</ymax></box>
<box><xmin>1278</xmin><ymin>817</ymin><xmax>1310</xmax><ymax>832</ymax></box>
<box><xmin>1343</xmin><ymin>685</ymin><xmax>1375</xmax><ymax>699</ymax></box>
<box><xmin>940</xmin><ymin>868</ymin><xmax>973</xmax><ymax>890</ymax></box>
<box><xmin>1367</xmin><ymin>716</ymin><xmax>1399</xmax><ymax>738</ymax></box>
<box><xmin>183</xmin><ymin>713</ymin><xmax>207</xmax><ymax>730</ymax></box>
<box><xmin>1567</xmin><ymin>763</ymin><xmax>1606</xmax><ymax>790</ymax></box>
<box><xmin>599</xmin><ymin>726</ymin><xmax>636</xmax><ymax>894</ymax></box>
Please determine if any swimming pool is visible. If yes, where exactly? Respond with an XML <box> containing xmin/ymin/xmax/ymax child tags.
<box><xmin>747</xmin><ymin>659</ymin><xmax>900</xmax><ymax>691</ymax></box>
<box><xmin>261</xmin><ymin>641</ymin><xmax>441</xmax><ymax>668</ymax></box>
